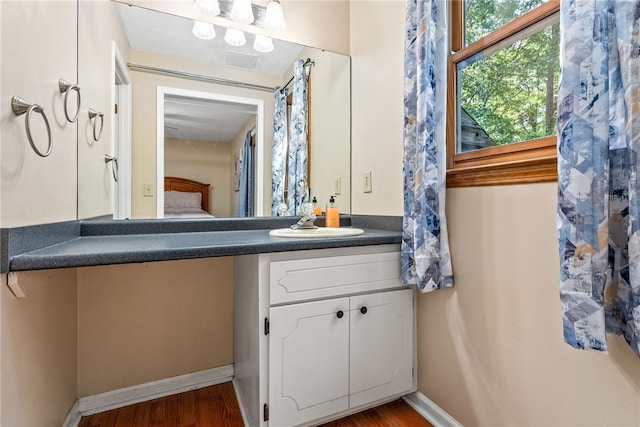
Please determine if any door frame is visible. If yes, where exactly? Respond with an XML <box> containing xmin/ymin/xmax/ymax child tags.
<box><xmin>156</xmin><ymin>86</ymin><xmax>265</xmax><ymax>218</ymax></box>
<box><xmin>111</xmin><ymin>41</ymin><xmax>132</xmax><ymax>219</ymax></box>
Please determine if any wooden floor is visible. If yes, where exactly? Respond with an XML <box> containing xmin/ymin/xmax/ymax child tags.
<box><xmin>79</xmin><ymin>382</ymin><xmax>433</xmax><ymax>427</ymax></box>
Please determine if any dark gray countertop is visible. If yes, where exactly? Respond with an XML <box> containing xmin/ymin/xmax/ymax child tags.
<box><xmin>2</xmin><ymin>215</ymin><xmax>402</xmax><ymax>272</ymax></box>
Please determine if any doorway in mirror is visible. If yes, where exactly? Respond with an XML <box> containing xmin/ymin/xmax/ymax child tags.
<box><xmin>156</xmin><ymin>86</ymin><xmax>264</xmax><ymax>218</ymax></box>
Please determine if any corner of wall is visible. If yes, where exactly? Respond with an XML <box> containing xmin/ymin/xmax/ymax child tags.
<box><xmin>349</xmin><ymin>0</ymin><xmax>405</xmax><ymax>216</ymax></box>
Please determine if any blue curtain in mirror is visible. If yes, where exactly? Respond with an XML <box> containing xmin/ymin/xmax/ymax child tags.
<box><xmin>557</xmin><ymin>0</ymin><xmax>640</xmax><ymax>356</ymax></box>
<box><xmin>402</xmin><ymin>0</ymin><xmax>453</xmax><ymax>292</ymax></box>
<box><xmin>287</xmin><ymin>59</ymin><xmax>309</xmax><ymax>216</ymax></box>
<box><xmin>271</xmin><ymin>87</ymin><xmax>288</xmax><ymax>216</ymax></box>
<box><xmin>238</xmin><ymin>131</ymin><xmax>252</xmax><ymax>217</ymax></box>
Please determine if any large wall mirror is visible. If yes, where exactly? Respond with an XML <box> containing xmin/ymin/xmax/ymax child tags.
<box><xmin>77</xmin><ymin>0</ymin><xmax>351</xmax><ymax>220</ymax></box>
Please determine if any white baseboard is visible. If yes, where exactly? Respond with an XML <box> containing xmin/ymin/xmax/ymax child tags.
<box><xmin>77</xmin><ymin>364</ymin><xmax>234</xmax><ymax>416</ymax></box>
<box><xmin>403</xmin><ymin>391</ymin><xmax>463</xmax><ymax>427</ymax></box>
<box><xmin>61</xmin><ymin>400</ymin><xmax>82</xmax><ymax>427</ymax></box>
<box><xmin>231</xmin><ymin>377</ymin><xmax>251</xmax><ymax>427</ymax></box>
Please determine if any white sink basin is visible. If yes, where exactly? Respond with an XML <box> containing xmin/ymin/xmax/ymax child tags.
<box><xmin>269</xmin><ymin>227</ymin><xmax>365</xmax><ymax>238</ymax></box>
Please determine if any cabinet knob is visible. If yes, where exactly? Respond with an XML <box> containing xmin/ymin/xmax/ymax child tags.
<box><xmin>360</xmin><ymin>306</ymin><xmax>368</xmax><ymax>315</ymax></box>
<box><xmin>336</xmin><ymin>310</ymin><xmax>344</xmax><ymax>319</ymax></box>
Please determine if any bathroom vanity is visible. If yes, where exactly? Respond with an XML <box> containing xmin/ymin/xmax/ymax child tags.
<box><xmin>1</xmin><ymin>217</ymin><xmax>411</xmax><ymax>426</ymax></box>
<box><xmin>234</xmin><ymin>244</ymin><xmax>415</xmax><ymax>427</ymax></box>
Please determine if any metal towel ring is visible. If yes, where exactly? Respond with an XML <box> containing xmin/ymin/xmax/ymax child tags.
<box><xmin>58</xmin><ymin>78</ymin><xmax>81</xmax><ymax>123</ymax></box>
<box><xmin>104</xmin><ymin>154</ymin><xmax>119</xmax><ymax>182</ymax></box>
<box><xmin>88</xmin><ymin>108</ymin><xmax>104</xmax><ymax>142</ymax></box>
<box><xmin>11</xmin><ymin>96</ymin><xmax>52</xmax><ymax>158</ymax></box>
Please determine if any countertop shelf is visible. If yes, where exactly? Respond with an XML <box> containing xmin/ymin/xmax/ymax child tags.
<box><xmin>2</xmin><ymin>216</ymin><xmax>403</xmax><ymax>272</ymax></box>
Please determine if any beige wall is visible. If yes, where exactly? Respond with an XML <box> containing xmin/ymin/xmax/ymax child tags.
<box><xmin>301</xmin><ymin>47</ymin><xmax>352</xmax><ymax>212</ymax></box>
<box><xmin>350</xmin><ymin>0</ymin><xmax>405</xmax><ymax>216</ymax></box>
<box><xmin>130</xmin><ymin>49</ymin><xmax>278</xmax><ymax>218</ymax></box>
<box><xmin>422</xmin><ymin>184</ymin><xmax>640</xmax><ymax>426</ymax></box>
<box><xmin>0</xmin><ymin>258</ymin><xmax>235</xmax><ymax>419</ymax></box>
<box><xmin>1</xmin><ymin>270</ymin><xmax>78</xmax><ymax>427</ymax></box>
<box><xmin>0</xmin><ymin>0</ymin><xmax>78</xmax><ymax>227</ymax></box>
<box><xmin>77</xmin><ymin>258</ymin><xmax>234</xmax><ymax>396</ymax></box>
<box><xmin>351</xmin><ymin>2</ymin><xmax>640</xmax><ymax>426</ymax></box>
<box><xmin>165</xmin><ymin>137</ymin><xmax>233</xmax><ymax>217</ymax></box>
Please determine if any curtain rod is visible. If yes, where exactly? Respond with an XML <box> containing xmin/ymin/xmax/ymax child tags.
<box><xmin>127</xmin><ymin>63</ymin><xmax>276</xmax><ymax>93</ymax></box>
<box><xmin>281</xmin><ymin>58</ymin><xmax>315</xmax><ymax>92</ymax></box>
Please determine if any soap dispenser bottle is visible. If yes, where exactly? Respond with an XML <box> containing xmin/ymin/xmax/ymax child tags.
<box><xmin>325</xmin><ymin>196</ymin><xmax>340</xmax><ymax>228</ymax></box>
<box><xmin>312</xmin><ymin>197</ymin><xmax>322</xmax><ymax>216</ymax></box>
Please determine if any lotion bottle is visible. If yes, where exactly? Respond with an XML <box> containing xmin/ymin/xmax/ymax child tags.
<box><xmin>312</xmin><ymin>197</ymin><xmax>322</xmax><ymax>216</ymax></box>
<box><xmin>325</xmin><ymin>196</ymin><xmax>340</xmax><ymax>228</ymax></box>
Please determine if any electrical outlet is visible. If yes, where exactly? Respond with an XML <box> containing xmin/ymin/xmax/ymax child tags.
<box><xmin>143</xmin><ymin>182</ymin><xmax>155</xmax><ymax>197</ymax></box>
<box><xmin>363</xmin><ymin>171</ymin><xmax>372</xmax><ymax>193</ymax></box>
<box><xmin>334</xmin><ymin>176</ymin><xmax>342</xmax><ymax>195</ymax></box>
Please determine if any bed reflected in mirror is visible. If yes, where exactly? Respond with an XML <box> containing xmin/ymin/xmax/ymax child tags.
<box><xmin>163</xmin><ymin>176</ymin><xmax>215</xmax><ymax>218</ymax></box>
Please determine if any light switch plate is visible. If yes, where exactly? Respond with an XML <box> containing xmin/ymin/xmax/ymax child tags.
<box><xmin>143</xmin><ymin>182</ymin><xmax>155</xmax><ymax>197</ymax></box>
<box><xmin>363</xmin><ymin>171</ymin><xmax>372</xmax><ymax>193</ymax></box>
<box><xmin>334</xmin><ymin>176</ymin><xmax>342</xmax><ymax>195</ymax></box>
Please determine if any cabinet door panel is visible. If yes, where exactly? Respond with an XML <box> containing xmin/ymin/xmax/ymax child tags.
<box><xmin>349</xmin><ymin>288</ymin><xmax>414</xmax><ymax>408</ymax></box>
<box><xmin>269</xmin><ymin>298</ymin><xmax>350</xmax><ymax>426</ymax></box>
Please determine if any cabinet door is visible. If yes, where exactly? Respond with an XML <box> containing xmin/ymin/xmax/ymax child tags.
<box><xmin>349</xmin><ymin>288</ymin><xmax>414</xmax><ymax>408</ymax></box>
<box><xmin>269</xmin><ymin>297</ymin><xmax>350</xmax><ymax>426</ymax></box>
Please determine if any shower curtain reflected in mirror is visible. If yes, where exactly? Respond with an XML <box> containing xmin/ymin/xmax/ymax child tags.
<box><xmin>271</xmin><ymin>58</ymin><xmax>310</xmax><ymax>216</ymax></box>
<box><xmin>237</xmin><ymin>130</ymin><xmax>254</xmax><ymax>217</ymax></box>
<box><xmin>286</xmin><ymin>59</ymin><xmax>310</xmax><ymax>216</ymax></box>
<box><xmin>271</xmin><ymin>87</ymin><xmax>288</xmax><ymax>216</ymax></box>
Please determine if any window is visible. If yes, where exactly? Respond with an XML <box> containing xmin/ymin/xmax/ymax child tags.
<box><xmin>447</xmin><ymin>0</ymin><xmax>560</xmax><ymax>187</ymax></box>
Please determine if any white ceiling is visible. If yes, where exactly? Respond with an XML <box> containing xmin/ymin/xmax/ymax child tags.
<box><xmin>164</xmin><ymin>94</ymin><xmax>257</xmax><ymax>141</ymax></box>
<box><xmin>116</xmin><ymin>3</ymin><xmax>304</xmax><ymax>142</ymax></box>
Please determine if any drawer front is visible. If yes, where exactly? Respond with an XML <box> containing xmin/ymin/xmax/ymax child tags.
<box><xmin>270</xmin><ymin>251</ymin><xmax>402</xmax><ymax>305</ymax></box>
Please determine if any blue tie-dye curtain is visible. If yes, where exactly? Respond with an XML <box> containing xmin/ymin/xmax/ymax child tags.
<box><xmin>272</xmin><ymin>87</ymin><xmax>288</xmax><ymax>216</ymax></box>
<box><xmin>287</xmin><ymin>59</ymin><xmax>309</xmax><ymax>216</ymax></box>
<box><xmin>557</xmin><ymin>0</ymin><xmax>640</xmax><ymax>356</ymax></box>
<box><xmin>237</xmin><ymin>131</ymin><xmax>252</xmax><ymax>217</ymax></box>
<box><xmin>402</xmin><ymin>0</ymin><xmax>453</xmax><ymax>292</ymax></box>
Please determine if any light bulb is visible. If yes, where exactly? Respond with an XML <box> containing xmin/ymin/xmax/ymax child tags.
<box><xmin>253</xmin><ymin>35</ymin><xmax>274</xmax><ymax>53</ymax></box>
<box><xmin>264</xmin><ymin>0</ymin><xmax>285</xmax><ymax>31</ymax></box>
<box><xmin>192</xmin><ymin>20</ymin><xmax>216</xmax><ymax>40</ymax></box>
<box><xmin>230</xmin><ymin>0</ymin><xmax>254</xmax><ymax>25</ymax></box>
<box><xmin>194</xmin><ymin>0</ymin><xmax>220</xmax><ymax>16</ymax></box>
<box><xmin>224</xmin><ymin>28</ymin><xmax>246</xmax><ymax>46</ymax></box>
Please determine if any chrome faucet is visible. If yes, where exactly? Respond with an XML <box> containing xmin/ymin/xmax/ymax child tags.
<box><xmin>290</xmin><ymin>202</ymin><xmax>318</xmax><ymax>229</ymax></box>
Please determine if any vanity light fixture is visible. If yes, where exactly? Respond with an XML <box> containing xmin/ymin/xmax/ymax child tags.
<box><xmin>264</xmin><ymin>0</ymin><xmax>285</xmax><ymax>31</ymax></box>
<box><xmin>225</xmin><ymin>27</ymin><xmax>246</xmax><ymax>46</ymax></box>
<box><xmin>194</xmin><ymin>0</ymin><xmax>221</xmax><ymax>16</ymax></box>
<box><xmin>192</xmin><ymin>20</ymin><xmax>216</xmax><ymax>40</ymax></box>
<box><xmin>253</xmin><ymin>34</ymin><xmax>274</xmax><ymax>53</ymax></box>
<box><xmin>230</xmin><ymin>0</ymin><xmax>254</xmax><ymax>25</ymax></box>
<box><xmin>192</xmin><ymin>0</ymin><xmax>286</xmax><ymax>52</ymax></box>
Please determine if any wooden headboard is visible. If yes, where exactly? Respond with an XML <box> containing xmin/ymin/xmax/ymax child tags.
<box><xmin>164</xmin><ymin>176</ymin><xmax>210</xmax><ymax>213</ymax></box>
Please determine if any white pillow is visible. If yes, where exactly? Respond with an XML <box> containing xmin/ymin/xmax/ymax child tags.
<box><xmin>164</xmin><ymin>191</ymin><xmax>202</xmax><ymax>209</ymax></box>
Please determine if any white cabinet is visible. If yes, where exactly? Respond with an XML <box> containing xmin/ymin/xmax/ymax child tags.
<box><xmin>269</xmin><ymin>289</ymin><xmax>413</xmax><ymax>426</ymax></box>
<box><xmin>349</xmin><ymin>289</ymin><xmax>414</xmax><ymax>407</ymax></box>
<box><xmin>234</xmin><ymin>244</ymin><xmax>416</xmax><ymax>427</ymax></box>
<box><xmin>269</xmin><ymin>297</ymin><xmax>350</xmax><ymax>426</ymax></box>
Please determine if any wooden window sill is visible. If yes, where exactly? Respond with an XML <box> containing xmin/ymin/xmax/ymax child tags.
<box><xmin>446</xmin><ymin>136</ymin><xmax>558</xmax><ymax>187</ymax></box>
